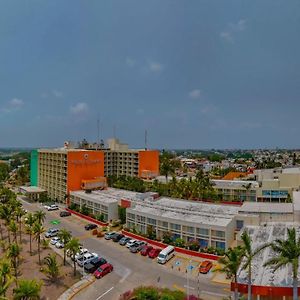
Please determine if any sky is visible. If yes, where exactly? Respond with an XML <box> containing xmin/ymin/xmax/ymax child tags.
<box><xmin>0</xmin><ymin>0</ymin><xmax>300</xmax><ymax>149</ymax></box>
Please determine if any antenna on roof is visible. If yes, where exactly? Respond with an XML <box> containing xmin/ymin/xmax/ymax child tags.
<box><xmin>97</xmin><ymin>115</ymin><xmax>100</xmax><ymax>149</ymax></box>
<box><xmin>145</xmin><ymin>129</ymin><xmax>148</xmax><ymax>150</ymax></box>
<box><xmin>113</xmin><ymin>125</ymin><xmax>116</xmax><ymax>139</ymax></box>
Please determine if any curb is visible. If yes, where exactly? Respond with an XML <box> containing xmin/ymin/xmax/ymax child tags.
<box><xmin>58</xmin><ymin>276</ymin><xmax>96</xmax><ymax>300</ymax></box>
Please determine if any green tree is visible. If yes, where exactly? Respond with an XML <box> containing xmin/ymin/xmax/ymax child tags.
<box><xmin>7</xmin><ymin>243</ymin><xmax>21</xmax><ymax>284</ymax></box>
<box><xmin>44</xmin><ymin>254</ymin><xmax>59</xmax><ymax>281</ymax></box>
<box><xmin>134</xmin><ymin>286</ymin><xmax>159</xmax><ymax>300</ymax></box>
<box><xmin>0</xmin><ymin>258</ymin><xmax>14</xmax><ymax>298</ymax></box>
<box><xmin>15</xmin><ymin>207</ymin><xmax>26</xmax><ymax>243</ymax></box>
<box><xmin>9</xmin><ymin>220</ymin><xmax>18</xmax><ymax>244</ymax></box>
<box><xmin>13</xmin><ymin>279</ymin><xmax>42</xmax><ymax>300</ymax></box>
<box><xmin>58</xmin><ymin>229</ymin><xmax>72</xmax><ymax>265</ymax></box>
<box><xmin>263</xmin><ymin>228</ymin><xmax>300</xmax><ymax>300</ymax></box>
<box><xmin>25</xmin><ymin>213</ymin><xmax>35</xmax><ymax>256</ymax></box>
<box><xmin>33</xmin><ymin>210</ymin><xmax>46</xmax><ymax>225</ymax></box>
<box><xmin>66</xmin><ymin>238</ymin><xmax>81</xmax><ymax>276</ymax></box>
<box><xmin>32</xmin><ymin>222</ymin><xmax>45</xmax><ymax>265</ymax></box>
<box><xmin>215</xmin><ymin>247</ymin><xmax>244</xmax><ymax>300</ymax></box>
<box><xmin>118</xmin><ymin>206</ymin><xmax>126</xmax><ymax>224</ymax></box>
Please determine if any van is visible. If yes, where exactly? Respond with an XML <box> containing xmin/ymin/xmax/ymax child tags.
<box><xmin>157</xmin><ymin>246</ymin><xmax>175</xmax><ymax>264</ymax></box>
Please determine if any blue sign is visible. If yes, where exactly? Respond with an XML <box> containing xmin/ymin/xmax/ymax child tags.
<box><xmin>175</xmin><ymin>261</ymin><xmax>181</xmax><ymax>266</ymax></box>
<box><xmin>262</xmin><ymin>190</ymin><xmax>288</xmax><ymax>198</ymax></box>
<box><xmin>187</xmin><ymin>265</ymin><xmax>194</xmax><ymax>271</ymax></box>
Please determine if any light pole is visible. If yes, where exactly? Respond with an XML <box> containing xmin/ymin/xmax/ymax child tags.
<box><xmin>186</xmin><ymin>259</ymin><xmax>192</xmax><ymax>298</ymax></box>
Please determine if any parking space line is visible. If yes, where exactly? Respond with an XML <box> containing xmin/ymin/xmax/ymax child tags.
<box><xmin>95</xmin><ymin>287</ymin><xmax>114</xmax><ymax>300</ymax></box>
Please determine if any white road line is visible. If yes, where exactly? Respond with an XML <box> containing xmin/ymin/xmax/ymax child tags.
<box><xmin>95</xmin><ymin>287</ymin><xmax>114</xmax><ymax>300</ymax></box>
<box><xmin>201</xmin><ymin>290</ymin><xmax>228</xmax><ymax>297</ymax></box>
<box><xmin>183</xmin><ymin>285</ymin><xmax>195</xmax><ymax>290</ymax></box>
<box><xmin>119</xmin><ymin>269</ymin><xmax>131</xmax><ymax>283</ymax></box>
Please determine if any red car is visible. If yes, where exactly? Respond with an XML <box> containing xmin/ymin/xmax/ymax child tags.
<box><xmin>148</xmin><ymin>248</ymin><xmax>160</xmax><ymax>259</ymax></box>
<box><xmin>199</xmin><ymin>260</ymin><xmax>213</xmax><ymax>274</ymax></box>
<box><xmin>94</xmin><ymin>263</ymin><xmax>113</xmax><ymax>279</ymax></box>
<box><xmin>140</xmin><ymin>245</ymin><xmax>153</xmax><ymax>256</ymax></box>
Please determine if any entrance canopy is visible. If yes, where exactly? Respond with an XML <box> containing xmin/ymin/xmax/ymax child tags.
<box><xmin>19</xmin><ymin>186</ymin><xmax>46</xmax><ymax>200</ymax></box>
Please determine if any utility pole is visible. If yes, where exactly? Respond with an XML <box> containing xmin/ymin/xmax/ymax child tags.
<box><xmin>145</xmin><ymin>129</ymin><xmax>148</xmax><ymax>150</ymax></box>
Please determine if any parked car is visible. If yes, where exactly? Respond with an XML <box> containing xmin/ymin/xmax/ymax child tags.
<box><xmin>45</xmin><ymin>228</ymin><xmax>59</xmax><ymax>238</ymax></box>
<box><xmin>55</xmin><ymin>241</ymin><xmax>64</xmax><ymax>248</ymax></box>
<box><xmin>112</xmin><ymin>233</ymin><xmax>124</xmax><ymax>242</ymax></box>
<box><xmin>48</xmin><ymin>204</ymin><xmax>59</xmax><ymax>211</ymax></box>
<box><xmin>148</xmin><ymin>248</ymin><xmax>161</xmax><ymax>259</ymax></box>
<box><xmin>73</xmin><ymin>248</ymin><xmax>90</xmax><ymax>261</ymax></box>
<box><xmin>119</xmin><ymin>237</ymin><xmax>131</xmax><ymax>246</ymax></box>
<box><xmin>94</xmin><ymin>263</ymin><xmax>113</xmax><ymax>279</ymax></box>
<box><xmin>84</xmin><ymin>223</ymin><xmax>98</xmax><ymax>231</ymax></box>
<box><xmin>84</xmin><ymin>257</ymin><xmax>107</xmax><ymax>273</ymax></box>
<box><xmin>126</xmin><ymin>239</ymin><xmax>138</xmax><ymax>248</ymax></box>
<box><xmin>129</xmin><ymin>241</ymin><xmax>147</xmax><ymax>253</ymax></box>
<box><xmin>77</xmin><ymin>252</ymin><xmax>98</xmax><ymax>267</ymax></box>
<box><xmin>104</xmin><ymin>232</ymin><xmax>117</xmax><ymax>240</ymax></box>
<box><xmin>60</xmin><ymin>211</ymin><xmax>71</xmax><ymax>217</ymax></box>
<box><xmin>50</xmin><ymin>237</ymin><xmax>60</xmax><ymax>245</ymax></box>
<box><xmin>199</xmin><ymin>260</ymin><xmax>213</xmax><ymax>274</ymax></box>
<box><xmin>140</xmin><ymin>245</ymin><xmax>153</xmax><ymax>256</ymax></box>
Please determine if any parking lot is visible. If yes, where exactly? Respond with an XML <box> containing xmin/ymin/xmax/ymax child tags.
<box><xmin>21</xmin><ymin>198</ymin><xmax>230</xmax><ymax>300</ymax></box>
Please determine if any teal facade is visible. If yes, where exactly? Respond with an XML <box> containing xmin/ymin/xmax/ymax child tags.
<box><xmin>30</xmin><ymin>150</ymin><xmax>38</xmax><ymax>186</ymax></box>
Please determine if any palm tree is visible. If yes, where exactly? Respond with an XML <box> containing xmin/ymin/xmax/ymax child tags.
<box><xmin>240</xmin><ymin>231</ymin><xmax>254</xmax><ymax>300</ymax></box>
<box><xmin>33</xmin><ymin>210</ymin><xmax>46</xmax><ymax>225</ymax></box>
<box><xmin>160</xmin><ymin>155</ymin><xmax>175</xmax><ymax>183</ymax></box>
<box><xmin>15</xmin><ymin>207</ymin><xmax>26</xmax><ymax>243</ymax></box>
<box><xmin>263</xmin><ymin>228</ymin><xmax>300</xmax><ymax>300</ymax></box>
<box><xmin>25</xmin><ymin>213</ymin><xmax>35</xmax><ymax>255</ymax></box>
<box><xmin>7</xmin><ymin>243</ymin><xmax>21</xmax><ymax>284</ymax></box>
<box><xmin>44</xmin><ymin>254</ymin><xmax>60</xmax><ymax>282</ymax></box>
<box><xmin>66</xmin><ymin>238</ymin><xmax>81</xmax><ymax>276</ymax></box>
<box><xmin>215</xmin><ymin>247</ymin><xmax>244</xmax><ymax>300</ymax></box>
<box><xmin>13</xmin><ymin>279</ymin><xmax>42</xmax><ymax>300</ymax></box>
<box><xmin>32</xmin><ymin>222</ymin><xmax>45</xmax><ymax>265</ymax></box>
<box><xmin>1</xmin><ymin>205</ymin><xmax>13</xmax><ymax>245</ymax></box>
<box><xmin>0</xmin><ymin>205</ymin><xmax>5</xmax><ymax>241</ymax></box>
<box><xmin>58</xmin><ymin>229</ymin><xmax>71</xmax><ymax>265</ymax></box>
<box><xmin>9</xmin><ymin>220</ymin><xmax>18</xmax><ymax>244</ymax></box>
<box><xmin>0</xmin><ymin>258</ymin><xmax>14</xmax><ymax>298</ymax></box>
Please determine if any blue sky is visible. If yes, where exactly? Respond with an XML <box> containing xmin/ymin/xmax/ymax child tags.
<box><xmin>1</xmin><ymin>0</ymin><xmax>300</xmax><ymax>149</ymax></box>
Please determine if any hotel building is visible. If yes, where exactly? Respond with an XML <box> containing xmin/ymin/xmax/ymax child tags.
<box><xmin>30</xmin><ymin>139</ymin><xmax>159</xmax><ymax>203</ymax></box>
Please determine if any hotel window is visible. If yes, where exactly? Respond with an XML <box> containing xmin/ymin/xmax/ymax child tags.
<box><xmin>186</xmin><ymin>226</ymin><xmax>195</xmax><ymax>234</ymax></box>
<box><xmin>170</xmin><ymin>223</ymin><xmax>181</xmax><ymax>231</ymax></box>
<box><xmin>211</xmin><ymin>230</ymin><xmax>225</xmax><ymax>239</ymax></box>
<box><xmin>197</xmin><ymin>228</ymin><xmax>209</xmax><ymax>236</ymax></box>
<box><xmin>147</xmin><ymin>218</ymin><xmax>156</xmax><ymax>225</ymax></box>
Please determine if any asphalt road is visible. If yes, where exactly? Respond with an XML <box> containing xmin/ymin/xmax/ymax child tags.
<box><xmin>20</xmin><ymin>198</ymin><xmax>229</xmax><ymax>300</ymax></box>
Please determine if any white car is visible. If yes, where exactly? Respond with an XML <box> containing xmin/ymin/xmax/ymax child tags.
<box><xmin>50</xmin><ymin>237</ymin><xmax>60</xmax><ymax>245</ymax></box>
<box><xmin>126</xmin><ymin>239</ymin><xmax>137</xmax><ymax>248</ymax></box>
<box><xmin>48</xmin><ymin>204</ymin><xmax>59</xmax><ymax>211</ymax></box>
<box><xmin>74</xmin><ymin>248</ymin><xmax>89</xmax><ymax>261</ymax></box>
<box><xmin>55</xmin><ymin>241</ymin><xmax>64</xmax><ymax>248</ymax></box>
<box><xmin>77</xmin><ymin>252</ymin><xmax>98</xmax><ymax>267</ymax></box>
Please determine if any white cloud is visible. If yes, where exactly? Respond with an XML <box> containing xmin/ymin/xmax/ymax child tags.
<box><xmin>148</xmin><ymin>61</ymin><xmax>164</xmax><ymax>72</ymax></box>
<box><xmin>70</xmin><ymin>102</ymin><xmax>89</xmax><ymax>117</ymax></box>
<box><xmin>52</xmin><ymin>90</ymin><xmax>63</xmax><ymax>98</ymax></box>
<box><xmin>1</xmin><ymin>98</ymin><xmax>24</xmax><ymax>113</ymax></box>
<box><xmin>9</xmin><ymin>98</ymin><xmax>24</xmax><ymax>108</ymax></box>
<box><xmin>126</xmin><ymin>57</ymin><xmax>136</xmax><ymax>67</ymax></box>
<box><xmin>220</xmin><ymin>19</ymin><xmax>246</xmax><ymax>42</ymax></box>
<box><xmin>189</xmin><ymin>89</ymin><xmax>201</xmax><ymax>99</ymax></box>
<box><xmin>220</xmin><ymin>31</ymin><xmax>233</xmax><ymax>42</ymax></box>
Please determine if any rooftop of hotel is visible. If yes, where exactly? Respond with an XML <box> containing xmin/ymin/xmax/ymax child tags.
<box><xmin>238</xmin><ymin>224</ymin><xmax>300</xmax><ymax>287</ymax></box>
<box><xmin>211</xmin><ymin>179</ymin><xmax>259</xmax><ymax>188</ymax></box>
<box><xmin>129</xmin><ymin>197</ymin><xmax>239</xmax><ymax>227</ymax></box>
<box><xmin>239</xmin><ymin>202</ymin><xmax>294</xmax><ymax>214</ymax></box>
<box><xmin>70</xmin><ymin>188</ymin><xmax>155</xmax><ymax>204</ymax></box>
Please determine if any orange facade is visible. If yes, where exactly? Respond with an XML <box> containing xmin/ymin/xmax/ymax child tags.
<box><xmin>138</xmin><ymin>150</ymin><xmax>159</xmax><ymax>178</ymax></box>
<box><xmin>67</xmin><ymin>151</ymin><xmax>104</xmax><ymax>193</ymax></box>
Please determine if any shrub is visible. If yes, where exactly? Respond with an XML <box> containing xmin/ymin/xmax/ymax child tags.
<box><xmin>102</xmin><ymin>226</ymin><xmax>107</xmax><ymax>232</ymax></box>
<box><xmin>92</xmin><ymin>229</ymin><xmax>98</xmax><ymax>235</ymax></box>
<box><xmin>97</xmin><ymin>231</ymin><xmax>104</xmax><ymax>238</ymax></box>
<box><xmin>174</xmin><ymin>238</ymin><xmax>185</xmax><ymax>248</ymax></box>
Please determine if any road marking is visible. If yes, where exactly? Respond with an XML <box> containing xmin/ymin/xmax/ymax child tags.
<box><xmin>184</xmin><ymin>285</ymin><xmax>195</xmax><ymax>290</ymax></box>
<box><xmin>95</xmin><ymin>287</ymin><xmax>114</xmax><ymax>300</ymax></box>
<box><xmin>201</xmin><ymin>290</ymin><xmax>228</xmax><ymax>297</ymax></box>
<box><xmin>173</xmin><ymin>284</ymin><xmax>185</xmax><ymax>292</ymax></box>
<box><xmin>119</xmin><ymin>269</ymin><xmax>131</xmax><ymax>283</ymax></box>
